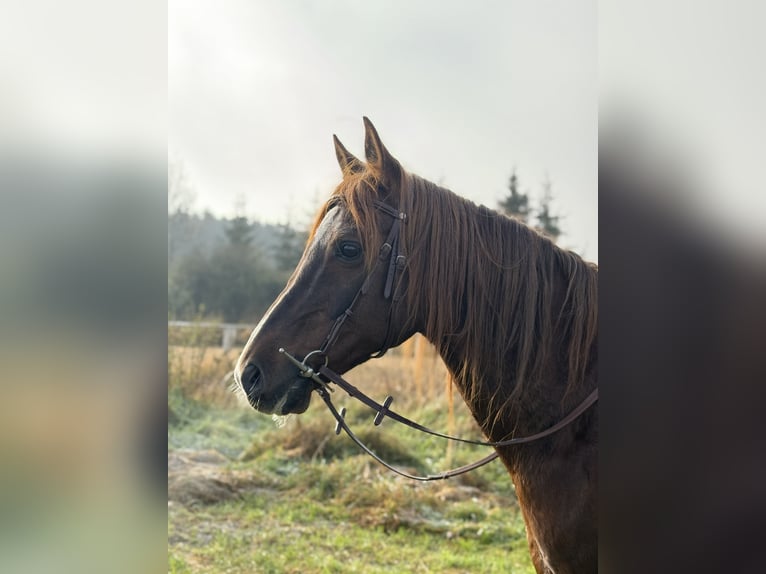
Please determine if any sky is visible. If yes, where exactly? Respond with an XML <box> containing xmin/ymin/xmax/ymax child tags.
<box><xmin>169</xmin><ymin>0</ymin><xmax>597</xmax><ymax>261</ymax></box>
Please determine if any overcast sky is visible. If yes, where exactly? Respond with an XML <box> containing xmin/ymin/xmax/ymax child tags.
<box><xmin>169</xmin><ymin>0</ymin><xmax>597</xmax><ymax>261</ymax></box>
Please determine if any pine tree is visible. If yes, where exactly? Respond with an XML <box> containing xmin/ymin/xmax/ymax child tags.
<box><xmin>224</xmin><ymin>215</ymin><xmax>253</xmax><ymax>246</ymax></box>
<box><xmin>498</xmin><ymin>168</ymin><xmax>530</xmax><ymax>223</ymax></box>
<box><xmin>535</xmin><ymin>175</ymin><xmax>562</xmax><ymax>242</ymax></box>
<box><xmin>273</xmin><ymin>223</ymin><xmax>306</xmax><ymax>272</ymax></box>
<box><xmin>224</xmin><ymin>195</ymin><xmax>253</xmax><ymax>247</ymax></box>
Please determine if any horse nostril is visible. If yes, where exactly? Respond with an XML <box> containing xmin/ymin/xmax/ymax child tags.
<box><xmin>240</xmin><ymin>363</ymin><xmax>262</xmax><ymax>396</ymax></box>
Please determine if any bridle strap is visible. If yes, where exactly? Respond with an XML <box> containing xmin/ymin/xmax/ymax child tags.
<box><xmin>376</xmin><ymin>202</ymin><xmax>406</xmax><ymax>300</ymax></box>
<box><xmin>370</xmin><ymin>200</ymin><xmax>406</xmax><ymax>357</ymax></box>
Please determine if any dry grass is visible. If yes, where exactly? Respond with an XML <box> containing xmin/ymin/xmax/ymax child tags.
<box><xmin>168</xmin><ymin>345</ymin><xmax>240</xmax><ymax>407</ymax></box>
<box><xmin>168</xmin><ymin>333</ymin><xmax>533</xmax><ymax>573</ymax></box>
<box><xmin>168</xmin><ymin>333</ymin><xmax>467</xmax><ymax>412</ymax></box>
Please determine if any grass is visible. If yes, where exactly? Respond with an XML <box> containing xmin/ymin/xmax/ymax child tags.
<box><xmin>168</xmin><ymin>338</ymin><xmax>535</xmax><ymax>573</ymax></box>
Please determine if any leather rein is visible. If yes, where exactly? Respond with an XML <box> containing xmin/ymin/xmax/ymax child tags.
<box><xmin>277</xmin><ymin>198</ymin><xmax>599</xmax><ymax>482</ymax></box>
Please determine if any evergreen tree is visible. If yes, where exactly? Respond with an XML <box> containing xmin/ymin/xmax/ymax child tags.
<box><xmin>497</xmin><ymin>168</ymin><xmax>530</xmax><ymax>223</ymax></box>
<box><xmin>535</xmin><ymin>176</ymin><xmax>562</xmax><ymax>242</ymax></box>
<box><xmin>167</xmin><ymin>196</ymin><xmax>286</xmax><ymax>323</ymax></box>
<box><xmin>273</xmin><ymin>223</ymin><xmax>306</xmax><ymax>272</ymax></box>
<box><xmin>169</xmin><ymin>240</ymin><xmax>284</xmax><ymax>323</ymax></box>
<box><xmin>224</xmin><ymin>195</ymin><xmax>253</xmax><ymax>247</ymax></box>
<box><xmin>497</xmin><ymin>167</ymin><xmax>565</xmax><ymax>244</ymax></box>
<box><xmin>167</xmin><ymin>158</ymin><xmax>198</xmax><ymax>263</ymax></box>
<box><xmin>224</xmin><ymin>215</ymin><xmax>253</xmax><ymax>247</ymax></box>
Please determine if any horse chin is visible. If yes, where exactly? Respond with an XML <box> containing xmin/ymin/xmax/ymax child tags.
<box><xmin>275</xmin><ymin>383</ymin><xmax>313</xmax><ymax>415</ymax></box>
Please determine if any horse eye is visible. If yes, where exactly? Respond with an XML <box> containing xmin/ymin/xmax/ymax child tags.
<box><xmin>336</xmin><ymin>241</ymin><xmax>363</xmax><ymax>262</ymax></box>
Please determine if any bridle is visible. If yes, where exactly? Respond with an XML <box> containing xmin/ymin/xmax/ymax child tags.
<box><xmin>314</xmin><ymin>198</ymin><xmax>407</xmax><ymax>362</ymax></box>
<box><xmin>278</xmin><ymin>198</ymin><xmax>598</xmax><ymax>482</ymax></box>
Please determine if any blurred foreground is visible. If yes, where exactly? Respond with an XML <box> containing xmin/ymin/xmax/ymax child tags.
<box><xmin>0</xmin><ymin>159</ymin><xmax>167</xmax><ymax>574</ymax></box>
<box><xmin>599</xmin><ymin>2</ymin><xmax>766</xmax><ymax>571</ymax></box>
<box><xmin>1</xmin><ymin>1</ymin><xmax>165</xmax><ymax>571</ymax></box>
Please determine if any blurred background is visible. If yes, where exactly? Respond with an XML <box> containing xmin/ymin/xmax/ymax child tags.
<box><xmin>599</xmin><ymin>2</ymin><xmax>766</xmax><ymax>573</ymax></box>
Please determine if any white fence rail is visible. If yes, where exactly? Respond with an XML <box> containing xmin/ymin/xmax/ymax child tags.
<box><xmin>168</xmin><ymin>321</ymin><xmax>255</xmax><ymax>351</ymax></box>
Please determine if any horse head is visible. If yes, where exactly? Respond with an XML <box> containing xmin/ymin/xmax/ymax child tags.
<box><xmin>234</xmin><ymin>118</ymin><xmax>418</xmax><ymax>414</ymax></box>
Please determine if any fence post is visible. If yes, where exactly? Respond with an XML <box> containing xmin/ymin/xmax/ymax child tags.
<box><xmin>222</xmin><ymin>325</ymin><xmax>237</xmax><ymax>351</ymax></box>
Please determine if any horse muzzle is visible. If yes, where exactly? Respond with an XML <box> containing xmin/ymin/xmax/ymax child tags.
<box><xmin>237</xmin><ymin>362</ymin><xmax>313</xmax><ymax>415</ymax></box>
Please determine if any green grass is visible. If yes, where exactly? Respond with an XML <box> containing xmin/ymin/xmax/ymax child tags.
<box><xmin>168</xmin><ymin>348</ymin><xmax>535</xmax><ymax>573</ymax></box>
<box><xmin>170</xmin><ymin>490</ymin><xmax>531</xmax><ymax>573</ymax></box>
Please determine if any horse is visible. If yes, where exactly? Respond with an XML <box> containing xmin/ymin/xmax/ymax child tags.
<box><xmin>234</xmin><ymin>118</ymin><xmax>598</xmax><ymax>573</ymax></box>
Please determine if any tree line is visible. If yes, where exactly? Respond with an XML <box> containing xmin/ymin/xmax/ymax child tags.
<box><xmin>168</xmin><ymin>167</ymin><xmax>563</xmax><ymax>324</ymax></box>
<box><xmin>168</xmin><ymin>211</ymin><xmax>306</xmax><ymax>323</ymax></box>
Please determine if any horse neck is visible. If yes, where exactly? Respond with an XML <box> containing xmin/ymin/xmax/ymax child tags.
<box><xmin>408</xmin><ymin>190</ymin><xmax>591</xmax><ymax>442</ymax></box>
<box><xmin>436</xmin><ymin>281</ymin><xmax>572</xmax><ymax>444</ymax></box>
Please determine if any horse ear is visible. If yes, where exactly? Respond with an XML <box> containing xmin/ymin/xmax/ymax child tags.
<box><xmin>333</xmin><ymin>134</ymin><xmax>363</xmax><ymax>175</ymax></box>
<box><xmin>363</xmin><ymin>117</ymin><xmax>401</xmax><ymax>188</ymax></box>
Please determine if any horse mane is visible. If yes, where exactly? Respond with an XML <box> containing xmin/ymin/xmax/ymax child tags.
<box><xmin>311</xmin><ymin>167</ymin><xmax>598</xmax><ymax>434</ymax></box>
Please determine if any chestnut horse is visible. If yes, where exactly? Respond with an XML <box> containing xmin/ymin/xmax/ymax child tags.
<box><xmin>235</xmin><ymin>118</ymin><xmax>598</xmax><ymax>573</ymax></box>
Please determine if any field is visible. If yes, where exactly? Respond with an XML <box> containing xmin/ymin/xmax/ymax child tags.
<box><xmin>168</xmin><ymin>337</ymin><xmax>535</xmax><ymax>573</ymax></box>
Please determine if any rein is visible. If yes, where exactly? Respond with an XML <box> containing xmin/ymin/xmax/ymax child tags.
<box><xmin>277</xmin><ymin>198</ymin><xmax>598</xmax><ymax>481</ymax></box>
<box><xmin>280</xmin><ymin>348</ymin><xmax>598</xmax><ymax>481</ymax></box>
